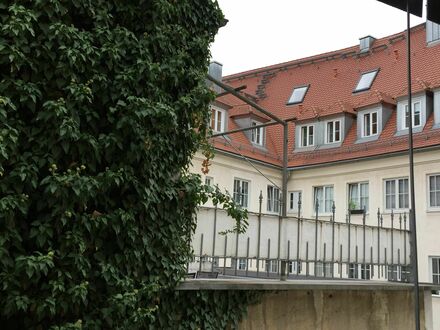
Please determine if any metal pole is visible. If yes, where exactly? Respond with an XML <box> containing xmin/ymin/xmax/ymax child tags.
<box><xmin>406</xmin><ymin>4</ymin><xmax>420</xmax><ymax>328</ymax></box>
<box><xmin>296</xmin><ymin>195</ymin><xmax>302</xmax><ymax>276</ymax></box>
<box><xmin>257</xmin><ymin>191</ymin><xmax>262</xmax><ymax>277</ymax></box>
<box><xmin>282</xmin><ymin>123</ymin><xmax>288</xmax><ymax>217</ymax></box>
<box><xmin>331</xmin><ymin>202</ymin><xmax>335</xmax><ymax>278</ymax></box>
<box><xmin>314</xmin><ymin>199</ymin><xmax>319</xmax><ymax>276</ymax></box>
<box><xmin>211</xmin><ymin>205</ymin><xmax>218</xmax><ymax>273</ymax></box>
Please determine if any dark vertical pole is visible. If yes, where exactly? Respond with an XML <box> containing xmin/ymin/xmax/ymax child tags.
<box><xmin>331</xmin><ymin>202</ymin><xmax>335</xmax><ymax>278</ymax></box>
<box><xmin>287</xmin><ymin>240</ymin><xmax>291</xmax><ymax>278</ymax></box>
<box><xmin>267</xmin><ymin>238</ymin><xmax>271</xmax><ymax>278</ymax></box>
<box><xmin>199</xmin><ymin>233</ymin><xmax>204</xmax><ymax>272</ymax></box>
<box><xmin>347</xmin><ymin>210</ymin><xmax>351</xmax><ymax>275</ymax></box>
<box><xmin>277</xmin><ymin>197</ymin><xmax>282</xmax><ymax>276</ymax></box>
<box><xmin>406</xmin><ymin>4</ymin><xmax>420</xmax><ymax>329</ymax></box>
<box><xmin>306</xmin><ymin>241</ymin><xmax>309</xmax><ymax>276</ymax></box>
<box><xmin>391</xmin><ymin>210</ymin><xmax>395</xmax><ymax>281</ymax></box>
<box><xmin>223</xmin><ymin>235</ymin><xmax>227</xmax><ymax>275</ymax></box>
<box><xmin>282</xmin><ymin>123</ymin><xmax>288</xmax><ymax>217</ymax></box>
<box><xmin>211</xmin><ymin>205</ymin><xmax>218</xmax><ymax>272</ymax></box>
<box><xmin>377</xmin><ymin>209</ymin><xmax>381</xmax><ymax>274</ymax></box>
<box><xmin>339</xmin><ymin>244</ymin><xmax>343</xmax><ymax>278</ymax></box>
<box><xmin>257</xmin><ymin>191</ymin><xmax>262</xmax><ymax>277</ymax></box>
<box><xmin>362</xmin><ymin>207</ymin><xmax>366</xmax><ymax>276</ymax></box>
<box><xmin>314</xmin><ymin>199</ymin><xmax>319</xmax><ymax>276</ymax></box>
<box><xmin>296</xmin><ymin>195</ymin><xmax>302</xmax><ymax>276</ymax></box>
<box><xmin>234</xmin><ymin>231</ymin><xmax>239</xmax><ymax>276</ymax></box>
<box><xmin>246</xmin><ymin>237</ymin><xmax>250</xmax><ymax>277</ymax></box>
<box><xmin>323</xmin><ymin>243</ymin><xmax>327</xmax><ymax>278</ymax></box>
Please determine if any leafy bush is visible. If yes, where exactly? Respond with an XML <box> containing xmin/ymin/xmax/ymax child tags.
<box><xmin>0</xmin><ymin>1</ymin><xmax>252</xmax><ymax>328</ymax></box>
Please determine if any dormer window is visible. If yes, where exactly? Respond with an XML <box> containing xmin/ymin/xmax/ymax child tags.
<box><xmin>325</xmin><ymin>120</ymin><xmax>341</xmax><ymax>143</ymax></box>
<box><xmin>354</xmin><ymin>69</ymin><xmax>379</xmax><ymax>93</ymax></box>
<box><xmin>300</xmin><ymin>125</ymin><xmax>314</xmax><ymax>147</ymax></box>
<box><xmin>427</xmin><ymin>20</ymin><xmax>440</xmax><ymax>44</ymax></box>
<box><xmin>287</xmin><ymin>85</ymin><xmax>309</xmax><ymax>105</ymax></box>
<box><xmin>403</xmin><ymin>101</ymin><xmax>422</xmax><ymax>129</ymax></box>
<box><xmin>251</xmin><ymin>121</ymin><xmax>264</xmax><ymax>146</ymax></box>
<box><xmin>211</xmin><ymin>106</ymin><xmax>226</xmax><ymax>132</ymax></box>
<box><xmin>362</xmin><ymin>111</ymin><xmax>378</xmax><ymax>137</ymax></box>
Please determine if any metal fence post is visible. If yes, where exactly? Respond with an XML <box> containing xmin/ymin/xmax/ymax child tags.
<box><xmin>296</xmin><ymin>195</ymin><xmax>302</xmax><ymax>276</ymax></box>
<box><xmin>256</xmin><ymin>191</ymin><xmax>262</xmax><ymax>277</ymax></box>
<box><xmin>314</xmin><ymin>198</ymin><xmax>319</xmax><ymax>277</ymax></box>
<box><xmin>331</xmin><ymin>202</ymin><xmax>335</xmax><ymax>278</ymax></box>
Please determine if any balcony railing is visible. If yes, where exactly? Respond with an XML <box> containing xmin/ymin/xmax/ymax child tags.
<box><xmin>188</xmin><ymin>196</ymin><xmax>412</xmax><ymax>282</ymax></box>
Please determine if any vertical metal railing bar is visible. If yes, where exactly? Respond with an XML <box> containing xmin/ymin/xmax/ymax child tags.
<box><xmin>370</xmin><ymin>246</ymin><xmax>374</xmax><ymax>279</ymax></box>
<box><xmin>355</xmin><ymin>245</ymin><xmax>358</xmax><ymax>279</ymax></box>
<box><xmin>256</xmin><ymin>191</ymin><xmax>262</xmax><ymax>278</ymax></box>
<box><xmin>331</xmin><ymin>202</ymin><xmax>335</xmax><ymax>278</ymax></box>
<box><xmin>296</xmin><ymin>196</ymin><xmax>302</xmax><ymax>276</ymax></box>
<box><xmin>339</xmin><ymin>244</ymin><xmax>343</xmax><ymax>279</ymax></box>
<box><xmin>223</xmin><ymin>235</ymin><xmax>227</xmax><ymax>276</ymax></box>
<box><xmin>362</xmin><ymin>207</ymin><xmax>366</xmax><ymax>277</ymax></box>
<box><xmin>199</xmin><ymin>233</ymin><xmax>204</xmax><ymax>272</ymax></box>
<box><xmin>234</xmin><ymin>230</ymin><xmax>239</xmax><ymax>276</ymax></box>
<box><xmin>287</xmin><ymin>240</ymin><xmax>291</xmax><ymax>279</ymax></box>
<box><xmin>380</xmin><ymin>213</ymin><xmax>384</xmax><ymax>277</ymax></box>
<box><xmin>306</xmin><ymin>242</ymin><xmax>309</xmax><ymax>276</ymax></box>
<box><xmin>277</xmin><ymin>195</ymin><xmax>282</xmax><ymax>276</ymax></box>
<box><xmin>246</xmin><ymin>237</ymin><xmax>250</xmax><ymax>277</ymax></box>
<box><xmin>377</xmin><ymin>208</ymin><xmax>380</xmax><ymax>276</ymax></box>
<box><xmin>314</xmin><ymin>199</ymin><xmax>319</xmax><ymax>277</ymax></box>
<box><xmin>323</xmin><ymin>243</ymin><xmax>327</xmax><ymax>278</ymax></box>
<box><xmin>267</xmin><ymin>238</ymin><xmax>271</xmax><ymax>278</ymax></box>
<box><xmin>211</xmin><ymin>205</ymin><xmax>218</xmax><ymax>273</ymax></box>
<box><xmin>391</xmin><ymin>210</ymin><xmax>395</xmax><ymax>281</ymax></box>
<box><xmin>404</xmin><ymin>212</ymin><xmax>407</xmax><ymax>268</ymax></box>
<box><xmin>347</xmin><ymin>211</ymin><xmax>351</xmax><ymax>275</ymax></box>
<box><xmin>385</xmin><ymin>247</ymin><xmax>388</xmax><ymax>280</ymax></box>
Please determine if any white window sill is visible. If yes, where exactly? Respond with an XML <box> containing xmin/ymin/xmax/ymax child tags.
<box><xmin>427</xmin><ymin>208</ymin><xmax>440</xmax><ymax>213</ymax></box>
<box><xmin>382</xmin><ymin>209</ymin><xmax>409</xmax><ymax>214</ymax></box>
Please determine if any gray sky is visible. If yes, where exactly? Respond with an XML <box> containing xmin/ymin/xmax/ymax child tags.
<box><xmin>211</xmin><ymin>0</ymin><xmax>426</xmax><ymax>76</ymax></box>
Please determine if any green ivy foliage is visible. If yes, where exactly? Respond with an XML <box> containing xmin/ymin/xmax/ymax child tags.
<box><xmin>0</xmin><ymin>1</ymin><xmax>254</xmax><ymax>329</ymax></box>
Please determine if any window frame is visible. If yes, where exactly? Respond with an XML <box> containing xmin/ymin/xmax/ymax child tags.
<box><xmin>299</xmin><ymin>124</ymin><xmax>315</xmax><ymax>147</ymax></box>
<box><xmin>288</xmin><ymin>191</ymin><xmax>302</xmax><ymax>213</ymax></box>
<box><xmin>205</xmin><ymin>176</ymin><xmax>214</xmax><ymax>186</ymax></box>
<box><xmin>353</xmin><ymin>69</ymin><xmax>379</xmax><ymax>93</ymax></box>
<box><xmin>402</xmin><ymin>101</ymin><xmax>422</xmax><ymax>129</ymax></box>
<box><xmin>362</xmin><ymin>111</ymin><xmax>378</xmax><ymax>137</ymax></box>
<box><xmin>313</xmin><ymin>185</ymin><xmax>334</xmax><ymax>214</ymax></box>
<box><xmin>428</xmin><ymin>174</ymin><xmax>440</xmax><ymax>210</ymax></box>
<box><xmin>250</xmin><ymin>120</ymin><xmax>264</xmax><ymax>146</ymax></box>
<box><xmin>267</xmin><ymin>185</ymin><xmax>281</xmax><ymax>213</ymax></box>
<box><xmin>430</xmin><ymin>257</ymin><xmax>440</xmax><ymax>295</ymax></box>
<box><xmin>384</xmin><ymin>177</ymin><xmax>409</xmax><ymax>211</ymax></box>
<box><xmin>233</xmin><ymin>178</ymin><xmax>250</xmax><ymax>208</ymax></box>
<box><xmin>348</xmin><ymin>182</ymin><xmax>369</xmax><ymax>212</ymax></box>
<box><xmin>325</xmin><ymin>120</ymin><xmax>341</xmax><ymax>144</ymax></box>
<box><xmin>287</xmin><ymin>85</ymin><xmax>309</xmax><ymax>105</ymax></box>
<box><xmin>211</xmin><ymin>106</ymin><xmax>226</xmax><ymax>133</ymax></box>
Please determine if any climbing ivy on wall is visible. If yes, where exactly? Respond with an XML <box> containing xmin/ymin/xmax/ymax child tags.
<box><xmin>0</xmin><ymin>0</ymin><xmax>256</xmax><ymax>328</ymax></box>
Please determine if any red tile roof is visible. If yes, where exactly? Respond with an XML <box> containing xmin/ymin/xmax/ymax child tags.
<box><xmin>210</xmin><ymin>24</ymin><xmax>440</xmax><ymax>168</ymax></box>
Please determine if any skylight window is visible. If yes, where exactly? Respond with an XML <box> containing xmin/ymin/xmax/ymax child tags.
<box><xmin>354</xmin><ymin>69</ymin><xmax>379</xmax><ymax>93</ymax></box>
<box><xmin>287</xmin><ymin>85</ymin><xmax>309</xmax><ymax>105</ymax></box>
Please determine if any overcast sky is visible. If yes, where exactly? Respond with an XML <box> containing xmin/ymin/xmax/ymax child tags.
<box><xmin>211</xmin><ymin>0</ymin><xmax>427</xmax><ymax>76</ymax></box>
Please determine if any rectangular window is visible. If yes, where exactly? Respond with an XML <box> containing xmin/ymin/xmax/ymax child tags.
<box><xmin>432</xmin><ymin>257</ymin><xmax>440</xmax><ymax>285</ymax></box>
<box><xmin>238</xmin><ymin>258</ymin><xmax>246</xmax><ymax>270</ymax></box>
<box><xmin>348</xmin><ymin>182</ymin><xmax>369</xmax><ymax>211</ymax></box>
<box><xmin>326</xmin><ymin>120</ymin><xmax>341</xmax><ymax>143</ymax></box>
<box><xmin>251</xmin><ymin>121</ymin><xmax>264</xmax><ymax>145</ymax></box>
<box><xmin>211</xmin><ymin>107</ymin><xmax>225</xmax><ymax>132</ymax></box>
<box><xmin>287</xmin><ymin>85</ymin><xmax>309</xmax><ymax>104</ymax></box>
<box><xmin>233</xmin><ymin>179</ymin><xmax>249</xmax><ymax>208</ymax></box>
<box><xmin>300</xmin><ymin>125</ymin><xmax>314</xmax><ymax>147</ymax></box>
<box><xmin>361</xmin><ymin>264</ymin><xmax>371</xmax><ymax>280</ymax></box>
<box><xmin>428</xmin><ymin>175</ymin><xmax>440</xmax><ymax>209</ymax></box>
<box><xmin>315</xmin><ymin>262</ymin><xmax>332</xmax><ymax>277</ymax></box>
<box><xmin>403</xmin><ymin>101</ymin><xmax>422</xmax><ymax>129</ymax></box>
<box><xmin>385</xmin><ymin>178</ymin><xmax>409</xmax><ymax>210</ymax></box>
<box><xmin>362</xmin><ymin>112</ymin><xmax>378</xmax><ymax>137</ymax></box>
<box><xmin>288</xmin><ymin>261</ymin><xmax>302</xmax><ymax>274</ymax></box>
<box><xmin>348</xmin><ymin>263</ymin><xmax>359</xmax><ymax>279</ymax></box>
<box><xmin>354</xmin><ymin>70</ymin><xmax>379</xmax><ymax>93</ymax></box>
<box><xmin>205</xmin><ymin>176</ymin><xmax>213</xmax><ymax>186</ymax></box>
<box><xmin>267</xmin><ymin>185</ymin><xmax>280</xmax><ymax>213</ymax></box>
<box><xmin>427</xmin><ymin>20</ymin><xmax>440</xmax><ymax>44</ymax></box>
<box><xmin>289</xmin><ymin>191</ymin><xmax>302</xmax><ymax>213</ymax></box>
<box><xmin>265</xmin><ymin>260</ymin><xmax>278</xmax><ymax>273</ymax></box>
<box><xmin>313</xmin><ymin>186</ymin><xmax>334</xmax><ymax>213</ymax></box>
